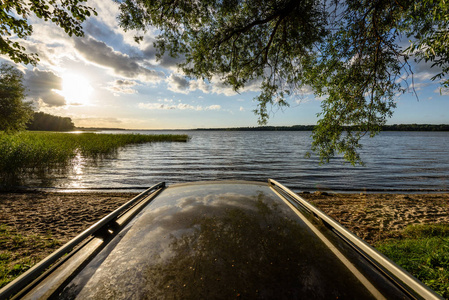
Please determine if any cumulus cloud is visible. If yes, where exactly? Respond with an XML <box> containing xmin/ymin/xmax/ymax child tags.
<box><xmin>167</xmin><ymin>74</ymin><xmax>190</xmax><ymax>94</ymax></box>
<box><xmin>138</xmin><ymin>102</ymin><xmax>193</xmax><ymax>110</ymax></box>
<box><xmin>19</xmin><ymin>40</ymin><xmax>61</xmax><ymax>66</ymax></box>
<box><xmin>83</xmin><ymin>18</ymin><xmax>120</xmax><ymax>44</ymax></box>
<box><xmin>434</xmin><ymin>87</ymin><xmax>449</xmax><ymax>95</ymax></box>
<box><xmin>74</xmin><ymin>37</ymin><xmax>165</xmax><ymax>82</ymax></box>
<box><xmin>138</xmin><ymin>101</ymin><xmax>221</xmax><ymax>111</ymax></box>
<box><xmin>165</xmin><ymin>74</ymin><xmax>261</xmax><ymax>96</ymax></box>
<box><xmin>189</xmin><ymin>77</ymin><xmax>261</xmax><ymax>96</ymax></box>
<box><xmin>207</xmin><ymin>105</ymin><xmax>221</xmax><ymax>110</ymax></box>
<box><xmin>25</xmin><ymin>69</ymin><xmax>66</xmax><ymax>107</ymax></box>
<box><xmin>83</xmin><ymin>18</ymin><xmax>142</xmax><ymax>58</ymax></box>
<box><xmin>142</xmin><ymin>42</ymin><xmax>184</xmax><ymax>68</ymax></box>
<box><xmin>106</xmin><ymin>79</ymin><xmax>139</xmax><ymax>96</ymax></box>
<box><xmin>189</xmin><ymin>79</ymin><xmax>211</xmax><ymax>94</ymax></box>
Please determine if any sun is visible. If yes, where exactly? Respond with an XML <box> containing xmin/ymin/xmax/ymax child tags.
<box><xmin>60</xmin><ymin>73</ymin><xmax>93</xmax><ymax>105</ymax></box>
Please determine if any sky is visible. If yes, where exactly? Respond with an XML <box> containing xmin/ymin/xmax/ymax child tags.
<box><xmin>1</xmin><ymin>1</ymin><xmax>448</xmax><ymax>129</ymax></box>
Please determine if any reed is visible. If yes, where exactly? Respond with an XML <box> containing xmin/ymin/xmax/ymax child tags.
<box><xmin>0</xmin><ymin>131</ymin><xmax>189</xmax><ymax>186</ymax></box>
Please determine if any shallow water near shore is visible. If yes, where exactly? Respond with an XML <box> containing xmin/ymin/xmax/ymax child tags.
<box><xmin>17</xmin><ymin>131</ymin><xmax>449</xmax><ymax>193</ymax></box>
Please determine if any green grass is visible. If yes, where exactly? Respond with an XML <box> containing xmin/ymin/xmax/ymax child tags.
<box><xmin>376</xmin><ymin>224</ymin><xmax>449</xmax><ymax>298</ymax></box>
<box><xmin>0</xmin><ymin>131</ymin><xmax>189</xmax><ymax>186</ymax></box>
<box><xmin>0</xmin><ymin>225</ymin><xmax>62</xmax><ymax>289</ymax></box>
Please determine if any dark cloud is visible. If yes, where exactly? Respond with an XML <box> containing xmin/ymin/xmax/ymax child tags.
<box><xmin>25</xmin><ymin>69</ymin><xmax>66</xmax><ymax>107</ymax></box>
<box><xmin>83</xmin><ymin>18</ymin><xmax>120</xmax><ymax>44</ymax></box>
<box><xmin>83</xmin><ymin>18</ymin><xmax>141</xmax><ymax>57</ymax></box>
<box><xmin>74</xmin><ymin>37</ymin><xmax>165</xmax><ymax>81</ymax></box>
<box><xmin>414</xmin><ymin>59</ymin><xmax>443</xmax><ymax>77</ymax></box>
<box><xmin>167</xmin><ymin>74</ymin><xmax>190</xmax><ymax>93</ymax></box>
<box><xmin>142</xmin><ymin>43</ymin><xmax>184</xmax><ymax>68</ymax></box>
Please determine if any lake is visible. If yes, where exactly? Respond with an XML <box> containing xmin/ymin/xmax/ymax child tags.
<box><xmin>51</xmin><ymin>130</ymin><xmax>449</xmax><ymax>193</ymax></box>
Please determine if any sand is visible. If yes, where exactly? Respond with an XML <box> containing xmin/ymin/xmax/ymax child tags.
<box><xmin>1</xmin><ymin>191</ymin><xmax>448</xmax><ymax>246</ymax></box>
<box><xmin>302</xmin><ymin>192</ymin><xmax>449</xmax><ymax>244</ymax></box>
<box><xmin>0</xmin><ymin>191</ymin><xmax>138</xmax><ymax>243</ymax></box>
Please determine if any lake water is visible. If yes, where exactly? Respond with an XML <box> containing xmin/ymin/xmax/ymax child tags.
<box><xmin>49</xmin><ymin>130</ymin><xmax>449</xmax><ymax>193</ymax></box>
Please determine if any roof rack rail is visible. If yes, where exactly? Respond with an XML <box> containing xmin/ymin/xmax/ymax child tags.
<box><xmin>268</xmin><ymin>179</ymin><xmax>442</xmax><ymax>300</ymax></box>
<box><xmin>0</xmin><ymin>182</ymin><xmax>166</xmax><ymax>299</ymax></box>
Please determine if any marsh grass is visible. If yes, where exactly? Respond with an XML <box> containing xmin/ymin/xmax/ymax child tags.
<box><xmin>0</xmin><ymin>224</ymin><xmax>62</xmax><ymax>289</ymax></box>
<box><xmin>0</xmin><ymin>131</ymin><xmax>189</xmax><ymax>187</ymax></box>
<box><xmin>376</xmin><ymin>224</ymin><xmax>449</xmax><ymax>298</ymax></box>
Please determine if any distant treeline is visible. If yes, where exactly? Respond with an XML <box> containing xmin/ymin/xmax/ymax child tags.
<box><xmin>196</xmin><ymin>124</ymin><xmax>449</xmax><ymax>131</ymax></box>
<box><xmin>27</xmin><ymin>112</ymin><xmax>75</xmax><ymax>131</ymax></box>
<box><xmin>381</xmin><ymin>124</ymin><xmax>449</xmax><ymax>131</ymax></box>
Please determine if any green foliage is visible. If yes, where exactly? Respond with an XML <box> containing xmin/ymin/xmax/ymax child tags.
<box><xmin>376</xmin><ymin>224</ymin><xmax>449</xmax><ymax>298</ymax></box>
<box><xmin>405</xmin><ymin>0</ymin><xmax>449</xmax><ymax>88</ymax></box>
<box><xmin>0</xmin><ymin>63</ymin><xmax>33</xmax><ymax>132</ymax></box>
<box><xmin>0</xmin><ymin>0</ymin><xmax>97</xmax><ymax>65</ymax></box>
<box><xmin>27</xmin><ymin>112</ymin><xmax>75</xmax><ymax>131</ymax></box>
<box><xmin>0</xmin><ymin>131</ymin><xmax>189</xmax><ymax>186</ymax></box>
<box><xmin>117</xmin><ymin>0</ymin><xmax>449</xmax><ymax>165</ymax></box>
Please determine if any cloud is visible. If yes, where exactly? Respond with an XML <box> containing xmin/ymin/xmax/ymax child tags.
<box><xmin>188</xmin><ymin>77</ymin><xmax>261</xmax><ymax>96</ymax></box>
<box><xmin>25</xmin><ymin>69</ymin><xmax>66</xmax><ymax>107</ymax></box>
<box><xmin>74</xmin><ymin>37</ymin><xmax>165</xmax><ymax>82</ymax></box>
<box><xmin>164</xmin><ymin>74</ymin><xmax>261</xmax><ymax>97</ymax></box>
<box><xmin>138</xmin><ymin>102</ymin><xmax>174</xmax><ymax>110</ymax></box>
<box><xmin>434</xmin><ymin>87</ymin><xmax>449</xmax><ymax>95</ymax></box>
<box><xmin>414</xmin><ymin>59</ymin><xmax>443</xmax><ymax>77</ymax></box>
<box><xmin>410</xmin><ymin>81</ymin><xmax>433</xmax><ymax>91</ymax></box>
<box><xmin>141</xmin><ymin>42</ymin><xmax>184</xmax><ymax>68</ymax></box>
<box><xmin>208</xmin><ymin>80</ymin><xmax>237</xmax><ymax>96</ymax></box>
<box><xmin>83</xmin><ymin>18</ymin><xmax>121</xmax><ymax>44</ymax></box>
<box><xmin>189</xmin><ymin>79</ymin><xmax>211</xmax><ymax>94</ymax></box>
<box><xmin>82</xmin><ymin>17</ymin><xmax>143</xmax><ymax>58</ymax></box>
<box><xmin>106</xmin><ymin>79</ymin><xmax>139</xmax><ymax>95</ymax></box>
<box><xmin>207</xmin><ymin>105</ymin><xmax>221</xmax><ymax>110</ymax></box>
<box><xmin>138</xmin><ymin>102</ymin><xmax>221</xmax><ymax>111</ymax></box>
<box><xmin>167</xmin><ymin>74</ymin><xmax>190</xmax><ymax>94</ymax></box>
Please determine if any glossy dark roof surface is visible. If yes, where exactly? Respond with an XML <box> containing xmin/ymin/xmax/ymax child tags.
<box><xmin>54</xmin><ymin>182</ymin><xmax>392</xmax><ymax>299</ymax></box>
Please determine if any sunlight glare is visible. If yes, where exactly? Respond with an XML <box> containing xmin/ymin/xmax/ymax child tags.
<box><xmin>61</xmin><ymin>73</ymin><xmax>93</xmax><ymax>105</ymax></box>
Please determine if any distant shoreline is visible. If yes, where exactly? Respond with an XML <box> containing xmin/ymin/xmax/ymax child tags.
<box><xmin>75</xmin><ymin>124</ymin><xmax>449</xmax><ymax>132</ymax></box>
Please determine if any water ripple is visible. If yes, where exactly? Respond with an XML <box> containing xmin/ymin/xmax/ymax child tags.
<box><xmin>46</xmin><ymin>130</ymin><xmax>449</xmax><ymax>193</ymax></box>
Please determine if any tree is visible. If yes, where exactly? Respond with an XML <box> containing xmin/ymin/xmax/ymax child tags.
<box><xmin>0</xmin><ymin>63</ymin><xmax>33</xmax><ymax>132</ymax></box>
<box><xmin>27</xmin><ymin>112</ymin><xmax>75</xmax><ymax>131</ymax></box>
<box><xmin>117</xmin><ymin>0</ymin><xmax>449</xmax><ymax>165</ymax></box>
<box><xmin>1</xmin><ymin>0</ymin><xmax>97</xmax><ymax>65</ymax></box>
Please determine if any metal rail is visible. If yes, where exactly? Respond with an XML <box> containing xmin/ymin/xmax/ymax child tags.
<box><xmin>0</xmin><ymin>182</ymin><xmax>165</xmax><ymax>299</ymax></box>
<box><xmin>268</xmin><ymin>179</ymin><xmax>442</xmax><ymax>300</ymax></box>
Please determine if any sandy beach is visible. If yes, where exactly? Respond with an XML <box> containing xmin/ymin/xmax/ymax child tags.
<box><xmin>1</xmin><ymin>191</ymin><xmax>448</xmax><ymax>245</ymax></box>
<box><xmin>302</xmin><ymin>192</ymin><xmax>449</xmax><ymax>244</ymax></box>
<box><xmin>0</xmin><ymin>191</ymin><xmax>138</xmax><ymax>243</ymax></box>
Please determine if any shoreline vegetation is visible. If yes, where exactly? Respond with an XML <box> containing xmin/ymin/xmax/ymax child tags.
<box><xmin>0</xmin><ymin>131</ymin><xmax>189</xmax><ymax>188</ymax></box>
<box><xmin>0</xmin><ymin>191</ymin><xmax>447</xmax><ymax>297</ymax></box>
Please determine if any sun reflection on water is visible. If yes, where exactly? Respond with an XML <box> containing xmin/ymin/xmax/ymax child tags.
<box><xmin>70</xmin><ymin>153</ymin><xmax>86</xmax><ymax>189</ymax></box>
